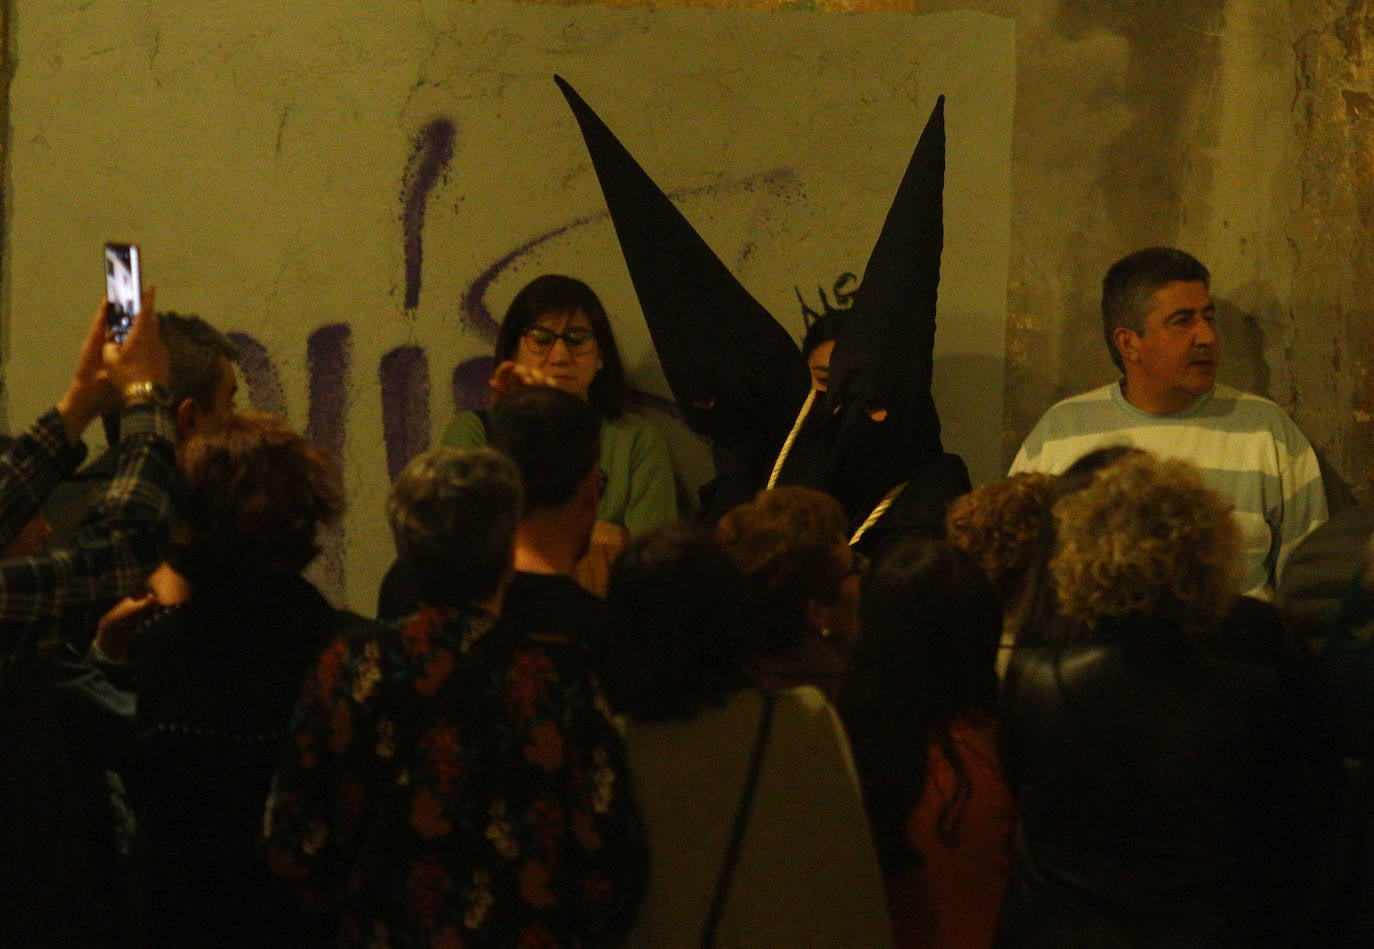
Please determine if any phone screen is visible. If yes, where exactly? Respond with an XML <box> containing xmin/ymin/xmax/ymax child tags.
<box><xmin>104</xmin><ymin>243</ymin><xmax>141</xmax><ymax>343</ymax></box>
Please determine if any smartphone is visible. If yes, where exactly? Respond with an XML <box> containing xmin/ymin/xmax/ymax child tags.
<box><xmin>104</xmin><ymin>242</ymin><xmax>141</xmax><ymax>343</ymax></box>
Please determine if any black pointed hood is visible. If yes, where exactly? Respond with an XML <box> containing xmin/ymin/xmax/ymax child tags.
<box><xmin>814</xmin><ymin>95</ymin><xmax>946</xmax><ymax>521</ymax></box>
<box><xmin>555</xmin><ymin>75</ymin><xmax>809</xmax><ymax>462</ymax></box>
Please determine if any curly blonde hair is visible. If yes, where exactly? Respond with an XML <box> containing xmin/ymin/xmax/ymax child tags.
<box><xmin>1050</xmin><ymin>453</ymin><xmax>1240</xmax><ymax>632</ymax></box>
<box><xmin>945</xmin><ymin>472</ymin><xmax>1056</xmax><ymax>600</ymax></box>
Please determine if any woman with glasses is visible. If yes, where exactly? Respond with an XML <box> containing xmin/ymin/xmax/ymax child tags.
<box><xmin>441</xmin><ymin>275</ymin><xmax>677</xmax><ymax>588</ymax></box>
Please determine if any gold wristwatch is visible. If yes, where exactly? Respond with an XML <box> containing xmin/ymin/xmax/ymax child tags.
<box><xmin>123</xmin><ymin>380</ymin><xmax>172</xmax><ymax>408</ymax></box>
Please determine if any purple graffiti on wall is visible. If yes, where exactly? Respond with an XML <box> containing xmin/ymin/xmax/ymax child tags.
<box><xmin>307</xmin><ymin>324</ymin><xmax>350</xmax><ymax>599</ymax></box>
<box><xmin>245</xmin><ymin>167</ymin><xmax>800</xmax><ymax>451</ymax></box>
<box><xmin>221</xmin><ymin>118</ymin><xmax>799</xmax><ymax>601</ymax></box>
<box><xmin>227</xmin><ymin>332</ymin><xmax>287</xmax><ymax>417</ymax></box>
<box><xmin>402</xmin><ymin>118</ymin><xmax>457</xmax><ymax>310</ymax></box>
<box><xmin>452</xmin><ymin>356</ymin><xmax>496</xmax><ymax>416</ymax></box>
<box><xmin>227</xmin><ymin>324</ymin><xmax>351</xmax><ymax>602</ymax></box>
<box><xmin>380</xmin><ymin>345</ymin><xmax>430</xmax><ymax>480</ymax></box>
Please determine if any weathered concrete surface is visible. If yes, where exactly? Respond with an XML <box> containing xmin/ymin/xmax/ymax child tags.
<box><xmin>407</xmin><ymin>0</ymin><xmax>1374</xmax><ymax>506</ymax></box>
<box><xmin>1003</xmin><ymin>0</ymin><xmax>1371</xmax><ymax>508</ymax></box>
<box><xmin>1287</xmin><ymin>0</ymin><xmax>1374</xmax><ymax>505</ymax></box>
<box><xmin>0</xmin><ymin>3</ymin><xmax>1012</xmax><ymax>608</ymax></box>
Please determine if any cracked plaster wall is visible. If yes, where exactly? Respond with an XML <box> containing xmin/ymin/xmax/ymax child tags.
<box><xmin>1005</xmin><ymin>0</ymin><xmax>1374</xmax><ymax>508</ymax></box>
<box><xmin>0</xmin><ymin>3</ymin><xmax>1012</xmax><ymax>608</ymax></box>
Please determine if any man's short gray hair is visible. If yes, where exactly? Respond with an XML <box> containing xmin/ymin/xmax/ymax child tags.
<box><xmin>388</xmin><ymin>447</ymin><xmax>522</xmax><ymax>608</ymax></box>
<box><xmin>1100</xmin><ymin>247</ymin><xmax>1210</xmax><ymax>373</ymax></box>
<box><xmin>158</xmin><ymin>312</ymin><xmax>238</xmax><ymax>408</ymax></box>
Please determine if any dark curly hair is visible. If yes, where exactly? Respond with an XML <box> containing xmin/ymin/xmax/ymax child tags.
<box><xmin>945</xmin><ymin>472</ymin><xmax>1057</xmax><ymax>603</ymax></box>
<box><xmin>715</xmin><ymin>486</ymin><xmax>850</xmax><ymax>655</ymax></box>
<box><xmin>171</xmin><ymin>411</ymin><xmax>343</xmax><ymax>579</ymax></box>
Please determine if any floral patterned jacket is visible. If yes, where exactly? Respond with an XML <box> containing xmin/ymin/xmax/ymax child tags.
<box><xmin>264</xmin><ymin>604</ymin><xmax>647</xmax><ymax>947</ymax></box>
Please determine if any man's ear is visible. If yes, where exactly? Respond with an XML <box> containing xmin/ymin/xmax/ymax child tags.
<box><xmin>1113</xmin><ymin>326</ymin><xmax>1142</xmax><ymax>365</ymax></box>
<box><xmin>174</xmin><ymin>397</ymin><xmax>198</xmax><ymax>441</ymax></box>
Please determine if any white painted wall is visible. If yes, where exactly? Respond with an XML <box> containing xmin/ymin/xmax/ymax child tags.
<box><xmin>5</xmin><ymin>1</ymin><xmax>1013</xmax><ymax>609</ymax></box>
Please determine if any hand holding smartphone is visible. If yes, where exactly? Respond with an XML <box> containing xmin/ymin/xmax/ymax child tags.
<box><xmin>104</xmin><ymin>242</ymin><xmax>141</xmax><ymax>344</ymax></box>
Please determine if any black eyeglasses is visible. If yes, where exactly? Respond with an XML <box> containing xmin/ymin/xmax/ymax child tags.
<box><xmin>522</xmin><ymin>326</ymin><xmax>596</xmax><ymax>356</ymax></box>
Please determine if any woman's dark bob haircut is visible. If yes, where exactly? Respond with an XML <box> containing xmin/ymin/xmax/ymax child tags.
<box><xmin>493</xmin><ymin>274</ymin><xmax>626</xmax><ymax>419</ymax></box>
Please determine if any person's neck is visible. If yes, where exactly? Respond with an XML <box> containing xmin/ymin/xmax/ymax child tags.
<box><xmin>512</xmin><ymin>510</ymin><xmax>588</xmax><ymax>576</ymax></box>
<box><xmin>1120</xmin><ymin>378</ymin><xmax>1207</xmax><ymax>415</ymax></box>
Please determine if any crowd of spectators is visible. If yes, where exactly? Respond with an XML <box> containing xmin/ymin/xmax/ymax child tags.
<box><xmin>6</xmin><ymin>274</ymin><xmax>1374</xmax><ymax>949</ymax></box>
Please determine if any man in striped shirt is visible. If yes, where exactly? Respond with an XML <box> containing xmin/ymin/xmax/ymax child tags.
<box><xmin>1010</xmin><ymin>247</ymin><xmax>1327</xmax><ymax>599</ymax></box>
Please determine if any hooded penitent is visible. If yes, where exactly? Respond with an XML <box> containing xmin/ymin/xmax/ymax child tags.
<box><xmin>795</xmin><ymin>95</ymin><xmax>947</xmax><ymax>527</ymax></box>
<box><xmin>557</xmin><ymin>77</ymin><xmax>966</xmax><ymax>540</ymax></box>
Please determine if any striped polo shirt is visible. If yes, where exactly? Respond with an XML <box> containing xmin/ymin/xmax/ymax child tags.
<box><xmin>1010</xmin><ymin>382</ymin><xmax>1328</xmax><ymax>598</ymax></box>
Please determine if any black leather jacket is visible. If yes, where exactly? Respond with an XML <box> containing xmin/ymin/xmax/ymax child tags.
<box><xmin>998</xmin><ymin>617</ymin><xmax>1312</xmax><ymax>947</ymax></box>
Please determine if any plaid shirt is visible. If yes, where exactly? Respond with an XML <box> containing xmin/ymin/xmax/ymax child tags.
<box><xmin>0</xmin><ymin>403</ymin><xmax>175</xmax><ymax>646</ymax></box>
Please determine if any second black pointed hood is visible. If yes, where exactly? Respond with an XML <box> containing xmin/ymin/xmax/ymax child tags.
<box><xmin>815</xmin><ymin>95</ymin><xmax>946</xmax><ymax>521</ymax></box>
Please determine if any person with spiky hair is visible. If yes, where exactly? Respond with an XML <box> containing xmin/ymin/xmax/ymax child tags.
<box><xmin>379</xmin><ymin>386</ymin><xmax>610</xmax><ymax>657</ymax></box>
